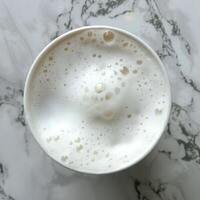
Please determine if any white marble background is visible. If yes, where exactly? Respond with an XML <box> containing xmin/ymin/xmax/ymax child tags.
<box><xmin>0</xmin><ymin>0</ymin><xmax>200</xmax><ymax>199</ymax></box>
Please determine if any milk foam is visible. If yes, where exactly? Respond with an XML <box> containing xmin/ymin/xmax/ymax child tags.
<box><xmin>27</xmin><ymin>28</ymin><xmax>170</xmax><ymax>173</ymax></box>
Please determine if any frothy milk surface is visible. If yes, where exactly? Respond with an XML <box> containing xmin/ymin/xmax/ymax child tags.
<box><xmin>26</xmin><ymin>27</ymin><xmax>170</xmax><ymax>173</ymax></box>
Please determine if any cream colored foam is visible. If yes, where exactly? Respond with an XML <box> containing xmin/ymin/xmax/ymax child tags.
<box><xmin>26</xmin><ymin>28</ymin><xmax>170</xmax><ymax>173</ymax></box>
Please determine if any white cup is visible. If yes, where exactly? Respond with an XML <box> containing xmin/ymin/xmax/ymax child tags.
<box><xmin>24</xmin><ymin>26</ymin><xmax>171</xmax><ymax>174</ymax></box>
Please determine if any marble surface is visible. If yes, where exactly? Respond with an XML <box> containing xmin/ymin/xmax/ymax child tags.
<box><xmin>0</xmin><ymin>0</ymin><xmax>200</xmax><ymax>199</ymax></box>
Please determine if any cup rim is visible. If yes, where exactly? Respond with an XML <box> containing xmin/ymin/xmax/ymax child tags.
<box><xmin>24</xmin><ymin>25</ymin><xmax>172</xmax><ymax>175</ymax></box>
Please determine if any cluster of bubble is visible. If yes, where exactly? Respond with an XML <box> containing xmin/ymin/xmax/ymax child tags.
<box><xmin>29</xmin><ymin>28</ymin><xmax>170</xmax><ymax>173</ymax></box>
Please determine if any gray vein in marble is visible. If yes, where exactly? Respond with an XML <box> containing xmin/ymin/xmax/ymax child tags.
<box><xmin>164</xmin><ymin>102</ymin><xmax>200</xmax><ymax>164</ymax></box>
<box><xmin>0</xmin><ymin>78</ymin><xmax>29</xmax><ymax>154</ymax></box>
<box><xmin>52</xmin><ymin>0</ymin><xmax>76</xmax><ymax>40</ymax></box>
<box><xmin>167</xmin><ymin>19</ymin><xmax>191</xmax><ymax>55</ymax></box>
<box><xmin>82</xmin><ymin>0</ymin><xmax>127</xmax><ymax>19</ymax></box>
<box><xmin>108</xmin><ymin>0</ymin><xmax>136</xmax><ymax>19</ymax></box>
<box><xmin>0</xmin><ymin>163</ymin><xmax>7</xmax><ymax>185</ymax></box>
<box><xmin>81</xmin><ymin>0</ymin><xmax>137</xmax><ymax>23</ymax></box>
<box><xmin>0</xmin><ymin>163</ymin><xmax>13</xmax><ymax>200</ymax></box>
<box><xmin>133</xmin><ymin>178</ymin><xmax>185</xmax><ymax>200</ymax></box>
<box><xmin>145</xmin><ymin>0</ymin><xmax>200</xmax><ymax>93</ymax></box>
<box><xmin>0</xmin><ymin>185</ymin><xmax>15</xmax><ymax>200</ymax></box>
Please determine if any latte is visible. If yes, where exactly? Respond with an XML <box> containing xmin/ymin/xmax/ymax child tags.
<box><xmin>25</xmin><ymin>27</ymin><xmax>170</xmax><ymax>174</ymax></box>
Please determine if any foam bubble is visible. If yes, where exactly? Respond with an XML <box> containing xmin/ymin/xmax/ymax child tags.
<box><xmin>61</xmin><ymin>155</ymin><xmax>68</xmax><ymax>162</ymax></box>
<box><xmin>155</xmin><ymin>108</ymin><xmax>163</xmax><ymax>115</ymax></box>
<box><xmin>49</xmin><ymin>56</ymin><xmax>53</xmax><ymax>61</ymax></box>
<box><xmin>88</xmin><ymin>31</ymin><xmax>93</xmax><ymax>37</ymax></box>
<box><xmin>95</xmin><ymin>83</ymin><xmax>105</xmax><ymax>93</ymax></box>
<box><xmin>123</xmin><ymin>42</ymin><xmax>128</xmax><ymax>47</ymax></box>
<box><xmin>103</xmin><ymin>31</ymin><xmax>114</xmax><ymax>42</ymax></box>
<box><xmin>76</xmin><ymin>144</ymin><xmax>84</xmax><ymax>152</ymax></box>
<box><xmin>127</xmin><ymin>114</ymin><xmax>132</xmax><ymax>118</ymax></box>
<box><xmin>105</xmin><ymin>92</ymin><xmax>113</xmax><ymax>100</ymax></box>
<box><xmin>120</xmin><ymin>66</ymin><xmax>129</xmax><ymax>75</ymax></box>
<box><xmin>136</xmin><ymin>60</ymin><xmax>143</xmax><ymax>65</ymax></box>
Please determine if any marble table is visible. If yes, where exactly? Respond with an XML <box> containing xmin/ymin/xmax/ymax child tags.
<box><xmin>0</xmin><ymin>0</ymin><xmax>200</xmax><ymax>199</ymax></box>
